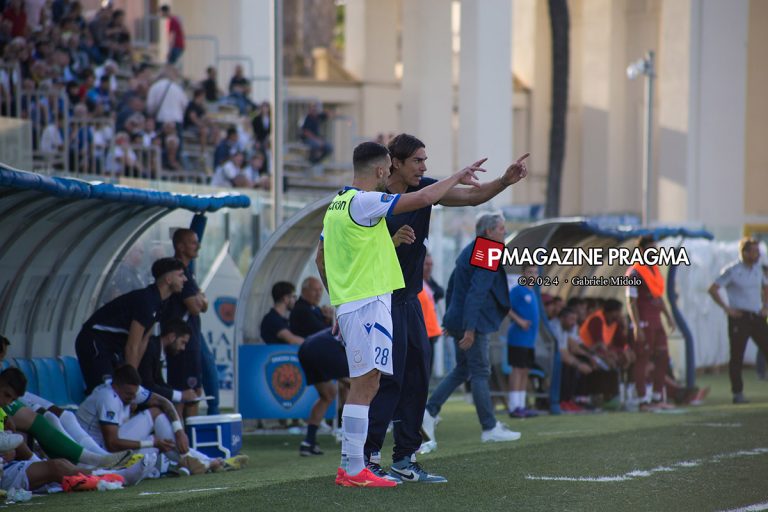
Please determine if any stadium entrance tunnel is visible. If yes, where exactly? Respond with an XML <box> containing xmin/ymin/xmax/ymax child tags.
<box><xmin>503</xmin><ymin>219</ymin><xmax>713</xmax><ymax>395</ymax></box>
<box><xmin>0</xmin><ymin>166</ymin><xmax>250</xmax><ymax>358</ymax></box>
<box><xmin>235</xmin><ymin>194</ymin><xmax>333</xmax><ymax>346</ymax></box>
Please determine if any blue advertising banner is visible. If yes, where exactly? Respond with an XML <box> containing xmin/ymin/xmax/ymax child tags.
<box><xmin>238</xmin><ymin>344</ymin><xmax>335</xmax><ymax>420</ymax></box>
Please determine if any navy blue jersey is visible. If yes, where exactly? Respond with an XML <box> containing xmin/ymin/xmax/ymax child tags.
<box><xmin>84</xmin><ymin>285</ymin><xmax>163</xmax><ymax>337</ymax></box>
<box><xmin>386</xmin><ymin>177</ymin><xmax>437</xmax><ymax>304</ymax></box>
<box><xmin>261</xmin><ymin>308</ymin><xmax>290</xmax><ymax>344</ymax></box>
<box><xmin>164</xmin><ymin>264</ymin><xmax>201</xmax><ymax>332</ymax></box>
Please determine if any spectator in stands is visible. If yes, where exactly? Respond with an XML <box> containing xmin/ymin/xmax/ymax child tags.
<box><xmin>106</xmin><ymin>131</ymin><xmax>141</xmax><ymax>177</ymax></box>
<box><xmin>160</xmin><ymin>4</ymin><xmax>185</xmax><ymax>65</ymax></box>
<box><xmin>2</xmin><ymin>0</ymin><xmax>28</xmax><ymax>39</ymax></box>
<box><xmin>260</xmin><ymin>281</ymin><xmax>303</xmax><ymax>345</ymax></box>
<box><xmin>140</xmin><ymin>116</ymin><xmax>157</xmax><ymax>147</ymax></box>
<box><xmin>243</xmin><ymin>151</ymin><xmax>270</xmax><ymax>189</ymax></box>
<box><xmin>166</xmin><ymin>228</ymin><xmax>211</xmax><ymax>418</ymax></box>
<box><xmin>213</xmin><ymin>126</ymin><xmax>238</xmax><ymax>168</ymax></box>
<box><xmin>86</xmin><ymin>74</ymin><xmax>113</xmax><ymax>114</ymax></box>
<box><xmin>289</xmin><ymin>276</ymin><xmax>333</xmax><ymax>338</ymax></box>
<box><xmin>251</xmin><ymin>101</ymin><xmax>271</xmax><ymax>147</ymax></box>
<box><xmin>211</xmin><ymin>150</ymin><xmax>252</xmax><ymax>188</ymax></box>
<box><xmin>75</xmin><ymin>257</ymin><xmax>186</xmax><ymax>393</ymax></box>
<box><xmin>138</xmin><ymin>318</ymin><xmax>198</xmax><ymax>406</ymax></box>
<box><xmin>301</xmin><ymin>102</ymin><xmax>333</xmax><ymax>164</ymax></box>
<box><xmin>88</xmin><ymin>2</ymin><xmax>112</xmax><ymax>52</ymax></box>
<box><xmin>146</xmin><ymin>65</ymin><xmax>187</xmax><ymax>137</ymax></box>
<box><xmin>162</xmin><ymin>134</ymin><xmax>181</xmax><ymax>171</ymax></box>
<box><xmin>116</xmin><ymin>94</ymin><xmax>145</xmax><ymax>133</ymax></box>
<box><xmin>228</xmin><ymin>64</ymin><xmax>248</xmax><ymax>94</ymax></box>
<box><xmin>201</xmin><ymin>65</ymin><xmax>221</xmax><ymax>102</ymax></box>
<box><xmin>40</xmin><ymin>115</ymin><xmax>64</xmax><ymax>160</ymax></box>
<box><xmin>506</xmin><ymin>264</ymin><xmax>540</xmax><ymax>418</ymax></box>
<box><xmin>104</xmin><ymin>8</ymin><xmax>130</xmax><ymax>63</ymax></box>
<box><xmin>184</xmin><ymin>88</ymin><xmax>217</xmax><ymax>151</ymax></box>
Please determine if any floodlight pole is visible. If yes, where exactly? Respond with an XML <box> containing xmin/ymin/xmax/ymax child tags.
<box><xmin>641</xmin><ymin>51</ymin><xmax>655</xmax><ymax>227</ymax></box>
<box><xmin>270</xmin><ymin>0</ymin><xmax>284</xmax><ymax>230</ymax></box>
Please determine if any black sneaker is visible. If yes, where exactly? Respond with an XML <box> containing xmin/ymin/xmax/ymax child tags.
<box><xmin>733</xmin><ymin>393</ymin><xmax>750</xmax><ymax>404</ymax></box>
<box><xmin>299</xmin><ymin>442</ymin><xmax>324</xmax><ymax>456</ymax></box>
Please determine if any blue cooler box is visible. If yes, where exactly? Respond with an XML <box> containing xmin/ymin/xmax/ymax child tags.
<box><xmin>185</xmin><ymin>413</ymin><xmax>243</xmax><ymax>458</ymax></box>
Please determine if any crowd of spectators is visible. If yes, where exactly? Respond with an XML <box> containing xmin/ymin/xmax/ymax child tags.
<box><xmin>0</xmin><ymin>0</ymin><xmax>276</xmax><ymax>189</ymax></box>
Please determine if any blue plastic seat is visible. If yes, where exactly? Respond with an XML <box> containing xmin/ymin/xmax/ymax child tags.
<box><xmin>11</xmin><ymin>358</ymin><xmax>39</xmax><ymax>395</ymax></box>
<box><xmin>58</xmin><ymin>356</ymin><xmax>86</xmax><ymax>405</ymax></box>
<box><xmin>32</xmin><ymin>358</ymin><xmax>71</xmax><ymax>406</ymax></box>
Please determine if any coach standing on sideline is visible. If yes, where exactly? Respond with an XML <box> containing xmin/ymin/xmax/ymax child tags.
<box><xmin>708</xmin><ymin>237</ymin><xmax>768</xmax><ymax>404</ymax></box>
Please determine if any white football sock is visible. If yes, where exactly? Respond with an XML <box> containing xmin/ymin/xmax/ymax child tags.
<box><xmin>342</xmin><ymin>404</ymin><xmax>368</xmax><ymax>476</ymax></box>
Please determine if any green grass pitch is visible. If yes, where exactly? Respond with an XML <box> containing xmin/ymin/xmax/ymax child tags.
<box><xmin>22</xmin><ymin>373</ymin><xmax>768</xmax><ymax>511</ymax></box>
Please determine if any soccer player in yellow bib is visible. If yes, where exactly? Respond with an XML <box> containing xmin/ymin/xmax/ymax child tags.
<box><xmin>316</xmin><ymin>141</ymin><xmax>483</xmax><ymax>487</ymax></box>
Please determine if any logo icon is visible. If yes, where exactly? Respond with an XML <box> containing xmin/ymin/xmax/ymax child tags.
<box><xmin>364</xmin><ymin>322</ymin><xmax>373</xmax><ymax>334</ymax></box>
<box><xmin>469</xmin><ymin>237</ymin><xmax>505</xmax><ymax>271</ymax></box>
<box><xmin>380</xmin><ymin>194</ymin><xmax>395</xmax><ymax>203</ymax></box>
<box><xmin>214</xmin><ymin>296</ymin><xmax>237</xmax><ymax>327</ymax></box>
<box><xmin>265</xmin><ymin>353</ymin><xmax>306</xmax><ymax>409</ymax></box>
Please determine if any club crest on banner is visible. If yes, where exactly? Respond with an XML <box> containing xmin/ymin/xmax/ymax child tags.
<box><xmin>265</xmin><ymin>353</ymin><xmax>306</xmax><ymax>409</ymax></box>
<box><xmin>214</xmin><ymin>296</ymin><xmax>237</xmax><ymax>327</ymax></box>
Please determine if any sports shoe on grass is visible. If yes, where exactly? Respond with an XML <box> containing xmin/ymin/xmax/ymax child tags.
<box><xmin>99</xmin><ymin>450</ymin><xmax>136</xmax><ymax>469</ymax></box>
<box><xmin>733</xmin><ymin>393</ymin><xmax>750</xmax><ymax>404</ymax></box>
<box><xmin>340</xmin><ymin>467</ymin><xmax>397</xmax><ymax>488</ymax></box>
<box><xmin>299</xmin><ymin>442</ymin><xmax>324</xmax><ymax>456</ymax></box>
<box><xmin>335</xmin><ymin>467</ymin><xmax>346</xmax><ymax>485</ymax></box>
<box><xmin>481</xmin><ymin>421</ymin><xmax>521</xmax><ymax>443</ymax></box>
<box><xmin>366</xmin><ymin>462</ymin><xmax>401</xmax><ymax>484</ymax></box>
<box><xmin>421</xmin><ymin>410</ymin><xmax>439</xmax><ymax>442</ymax></box>
<box><xmin>390</xmin><ymin>458</ymin><xmax>447</xmax><ymax>483</ymax></box>
<box><xmin>223</xmin><ymin>454</ymin><xmax>249</xmax><ymax>471</ymax></box>
<box><xmin>418</xmin><ymin>440</ymin><xmax>437</xmax><ymax>455</ymax></box>
<box><xmin>62</xmin><ymin>474</ymin><xmax>101</xmax><ymax>492</ymax></box>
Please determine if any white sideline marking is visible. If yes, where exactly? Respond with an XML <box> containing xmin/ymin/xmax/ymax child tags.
<box><xmin>721</xmin><ymin>501</ymin><xmax>768</xmax><ymax>512</ymax></box>
<box><xmin>537</xmin><ymin>431</ymin><xmax>586</xmax><ymax>436</ymax></box>
<box><xmin>685</xmin><ymin>422</ymin><xmax>742</xmax><ymax>428</ymax></box>
<box><xmin>526</xmin><ymin>448</ymin><xmax>768</xmax><ymax>482</ymax></box>
<box><xmin>139</xmin><ymin>487</ymin><xmax>229</xmax><ymax>496</ymax></box>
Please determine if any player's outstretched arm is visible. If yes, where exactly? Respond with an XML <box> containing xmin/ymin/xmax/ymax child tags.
<box><xmin>391</xmin><ymin>163</ymin><xmax>484</xmax><ymax>215</ymax></box>
<box><xmin>440</xmin><ymin>153</ymin><xmax>529</xmax><ymax>207</ymax></box>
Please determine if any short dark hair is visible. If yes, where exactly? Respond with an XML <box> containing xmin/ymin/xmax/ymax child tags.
<box><xmin>0</xmin><ymin>335</ymin><xmax>9</xmax><ymax>348</ymax></box>
<box><xmin>0</xmin><ymin>367</ymin><xmax>27</xmax><ymax>397</ymax></box>
<box><xmin>160</xmin><ymin>5</ymin><xmax>170</xmax><ymax>13</ymax></box>
<box><xmin>226</xmin><ymin>126</ymin><xmax>238</xmax><ymax>138</ymax></box>
<box><xmin>352</xmin><ymin>141</ymin><xmax>389</xmax><ymax>174</ymax></box>
<box><xmin>271</xmin><ymin>281</ymin><xmax>295</xmax><ymax>303</ymax></box>
<box><xmin>559</xmin><ymin>306</ymin><xmax>576</xmax><ymax>318</ymax></box>
<box><xmin>638</xmin><ymin>235</ymin><xmax>656</xmax><ymax>249</ymax></box>
<box><xmin>172</xmin><ymin>228</ymin><xmax>195</xmax><ymax>249</ymax></box>
<box><xmin>112</xmin><ymin>364</ymin><xmax>141</xmax><ymax>387</ymax></box>
<box><xmin>151</xmin><ymin>257</ymin><xmax>184</xmax><ymax>280</ymax></box>
<box><xmin>161</xmin><ymin>318</ymin><xmax>192</xmax><ymax>338</ymax></box>
<box><xmin>603</xmin><ymin>298</ymin><xmax>623</xmax><ymax>313</ymax></box>
<box><xmin>566</xmin><ymin>297</ymin><xmax>584</xmax><ymax>308</ymax></box>
<box><xmin>387</xmin><ymin>133</ymin><xmax>425</xmax><ymax>169</ymax></box>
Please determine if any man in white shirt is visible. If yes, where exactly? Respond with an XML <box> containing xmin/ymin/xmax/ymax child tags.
<box><xmin>147</xmin><ymin>66</ymin><xmax>188</xmax><ymax>127</ymax></box>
